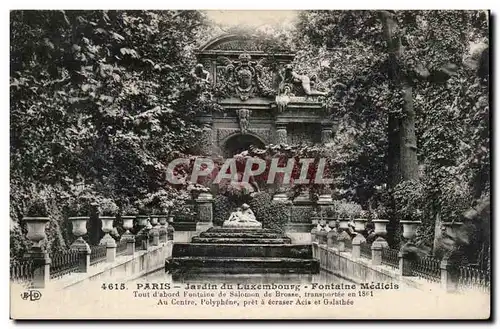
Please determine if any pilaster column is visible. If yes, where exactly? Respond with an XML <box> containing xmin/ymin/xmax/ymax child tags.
<box><xmin>321</xmin><ymin>124</ymin><xmax>333</xmax><ymax>144</ymax></box>
<box><xmin>200</xmin><ymin>123</ymin><xmax>213</xmax><ymax>155</ymax></box>
<box><xmin>275</xmin><ymin>123</ymin><xmax>288</xmax><ymax>145</ymax></box>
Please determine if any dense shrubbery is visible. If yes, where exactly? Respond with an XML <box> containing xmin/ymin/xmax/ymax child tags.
<box><xmin>213</xmin><ymin>195</ymin><xmax>237</xmax><ymax>227</ymax></box>
<box><xmin>249</xmin><ymin>192</ymin><xmax>291</xmax><ymax>233</ymax></box>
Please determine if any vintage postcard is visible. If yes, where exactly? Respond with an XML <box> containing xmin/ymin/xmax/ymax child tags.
<box><xmin>9</xmin><ymin>9</ymin><xmax>490</xmax><ymax>320</ymax></box>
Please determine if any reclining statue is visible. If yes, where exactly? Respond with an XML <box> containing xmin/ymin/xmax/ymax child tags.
<box><xmin>278</xmin><ymin>64</ymin><xmax>327</xmax><ymax>97</ymax></box>
<box><xmin>223</xmin><ymin>204</ymin><xmax>261</xmax><ymax>227</ymax></box>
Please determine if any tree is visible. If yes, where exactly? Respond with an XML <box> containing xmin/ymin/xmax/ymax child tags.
<box><xmin>10</xmin><ymin>10</ymin><xmax>218</xmax><ymax>254</ymax></box>
<box><xmin>296</xmin><ymin>10</ymin><xmax>489</xmax><ymax>255</ymax></box>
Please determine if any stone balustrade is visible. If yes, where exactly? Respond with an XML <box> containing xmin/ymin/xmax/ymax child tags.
<box><xmin>312</xmin><ymin>230</ymin><xmax>490</xmax><ymax>294</ymax></box>
<box><xmin>12</xmin><ymin>215</ymin><xmax>175</xmax><ymax>289</ymax></box>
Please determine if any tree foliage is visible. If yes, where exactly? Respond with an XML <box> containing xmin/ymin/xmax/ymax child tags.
<box><xmin>10</xmin><ymin>10</ymin><xmax>218</xmax><ymax>254</ymax></box>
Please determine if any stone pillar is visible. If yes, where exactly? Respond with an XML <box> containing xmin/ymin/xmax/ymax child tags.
<box><xmin>106</xmin><ymin>239</ymin><xmax>117</xmax><ymax>263</ymax></box>
<box><xmin>440</xmin><ymin>256</ymin><xmax>458</xmax><ymax>292</ymax></box>
<box><xmin>321</xmin><ymin>124</ymin><xmax>333</xmax><ymax>144</ymax></box>
<box><xmin>327</xmin><ymin>229</ymin><xmax>338</xmax><ymax>248</ymax></box>
<box><xmin>121</xmin><ymin>232</ymin><xmax>135</xmax><ymax>256</ymax></box>
<box><xmin>310</xmin><ymin>223</ymin><xmax>320</xmax><ymax>243</ymax></box>
<box><xmin>69</xmin><ymin>217</ymin><xmax>91</xmax><ymax>273</ymax></box>
<box><xmin>371</xmin><ymin>237</ymin><xmax>388</xmax><ymax>266</ymax></box>
<box><xmin>23</xmin><ymin>217</ymin><xmax>51</xmax><ymax>288</ymax></box>
<box><xmin>196</xmin><ymin>192</ymin><xmax>213</xmax><ymax>232</ymax></box>
<box><xmin>351</xmin><ymin>233</ymin><xmax>366</xmax><ymax>259</ymax></box>
<box><xmin>70</xmin><ymin>238</ymin><xmax>91</xmax><ymax>273</ymax></box>
<box><xmin>275</xmin><ymin>123</ymin><xmax>287</xmax><ymax>145</ymax></box>
<box><xmin>371</xmin><ymin>241</ymin><xmax>382</xmax><ymax>266</ymax></box>
<box><xmin>23</xmin><ymin>250</ymin><xmax>51</xmax><ymax>289</ymax></box>
<box><xmin>149</xmin><ymin>217</ymin><xmax>160</xmax><ymax>246</ymax></box>
<box><xmin>167</xmin><ymin>217</ymin><xmax>175</xmax><ymax>241</ymax></box>
<box><xmin>317</xmin><ymin>228</ymin><xmax>328</xmax><ymax>245</ymax></box>
<box><xmin>158</xmin><ymin>216</ymin><xmax>168</xmax><ymax>243</ymax></box>
<box><xmin>337</xmin><ymin>231</ymin><xmax>351</xmax><ymax>252</ymax></box>
<box><xmin>136</xmin><ymin>215</ymin><xmax>149</xmax><ymax>250</ymax></box>
<box><xmin>120</xmin><ymin>216</ymin><xmax>135</xmax><ymax>255</ymax></box>
<box><xmin>398</xmin><ymin>248</ymin><xmax>414</xmax><ymax>276</ymax></box>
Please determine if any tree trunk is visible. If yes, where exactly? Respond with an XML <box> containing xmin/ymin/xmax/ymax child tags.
<box><xmin>380</xmin><ymin>11</ymin><xmax>419</xmax><ymax>187</ymax></box>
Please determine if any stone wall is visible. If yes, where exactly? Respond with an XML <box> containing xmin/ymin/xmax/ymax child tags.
<box><xmin>54</xmin><ymin>242</ymin><xmax>173</xmax><ymax>290</ymax></box>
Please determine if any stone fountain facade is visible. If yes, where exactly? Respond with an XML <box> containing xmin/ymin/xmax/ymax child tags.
<box><xmin>194</xmin><ymin>33</ymin><xmax>337</xmax><ymax>157</ymax></box>
<box><xmin>173</xmin><ymin>33</ymin><xmax>337</xmax><ymax>239</ymax></box>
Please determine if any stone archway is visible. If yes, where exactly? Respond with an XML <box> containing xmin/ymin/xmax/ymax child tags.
<box><xmin>223</xmin><ymin>133</ymin><xmax>265</xmax><ymax>157</ymax></box>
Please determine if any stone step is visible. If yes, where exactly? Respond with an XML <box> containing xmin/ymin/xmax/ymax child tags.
<box><xmin>166</xmin><ymin>257</ymin><xmax>320</xmax><ymax>275</ymax></box>
<box><xmin>199</xmin><ymin>232</ymin><xmax>283</xmax><ymax>239</ymax></box>
<box><xmin>191</xmin><ymin>237</ymin><xmax>292</xmax><ymax>244</ymax></box>
<box><xmin>172</xmin><ymin>243</ymin><xmax>312</xmax><ymax>259</ymax></box>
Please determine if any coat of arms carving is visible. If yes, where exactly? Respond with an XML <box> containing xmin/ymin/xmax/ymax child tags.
<box><xmin>216</xmin><ymin>53</ymin><xmax>275</xmax><ymax>101</ymax></box>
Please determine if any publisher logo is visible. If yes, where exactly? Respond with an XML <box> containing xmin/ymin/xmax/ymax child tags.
<box><xmin>21</xmin><ymin>290</ymin><xmax>42</xmax><ymax>301</ymax></box>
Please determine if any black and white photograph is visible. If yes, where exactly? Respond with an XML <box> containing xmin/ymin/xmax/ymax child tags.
<box><xmin>8</xmin><ymin>8</ymin><xmax>491</xmax><ymax>319</ymax></box>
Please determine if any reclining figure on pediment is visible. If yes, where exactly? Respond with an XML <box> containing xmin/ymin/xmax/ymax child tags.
<box><xmin>277</xmin><ymin>64</ymin><xmax>327</xmax><ymax>97</ymax></box>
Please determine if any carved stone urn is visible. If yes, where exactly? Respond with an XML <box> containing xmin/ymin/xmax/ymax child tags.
<box><xmin>23</xmin><ymin>217</ymin><xmax>50</xmax><ymax>249</ymax></box>
<box><xmin>372</xmin><ymin>219</ymin><xmax>390</xmax><ymax>237</ymax></box>
<box><xmin>338</xmin><ymin>214</ymin><xmax>350</xmax><ymax>231</ymax></box>
<box><xmin>69</xmin><ymin>217</ymin><xmax>91</xmax><ymax>252</ymax></box>
<box><xmin>400</xmin><ymin>220</ymin><xmax>422</xmax><ymax>240</ymax></box>
<box><xmin>158</xmin><ymin>216</ymin><xmax>168</xmax><ymax>227</ymax></box>
<box><xmin>122</xmin><ymin>216</ymin><xmax>135</xmax><ymax>234</ymax></box>
<box><xmin>99</xmin><ymin>216</ymin><xmax>116</xmax><ymax>246</ymax></box>
<box><xmin>441</xmin><ymin>221</ymin><xmax>464</xmax><ymax>237</ymax></box>
<box><xmin>70</xmin><ymin>217</ymin><xmax>89</xmax><ymax>237</ymax></box>
<box><xmin>136</xmin><ymin>215</ymin><xmax>149</xmax><ymax>228</ymax></box>
<box><xmin>354</xmin><ymin>218</ymin><xmax>367</xmax><ymax>232</ymax></box>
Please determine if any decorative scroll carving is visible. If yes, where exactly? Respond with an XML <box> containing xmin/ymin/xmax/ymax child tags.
<box><xmin>216</xmin><ymin>53</ymin><xmax>275</xmax><ymax>100</ymax></box>
<box><xmin>236</xmin><ymin>109</ymin><xmax>251</xmax><ymax>134</ymax></box>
